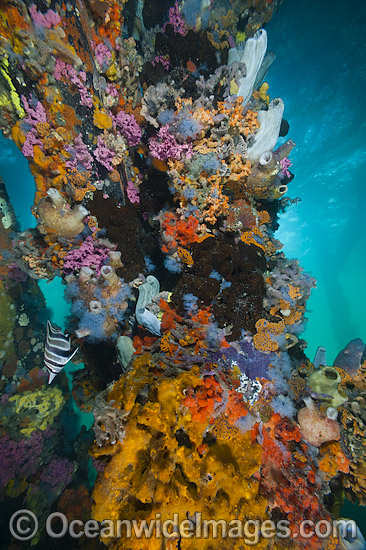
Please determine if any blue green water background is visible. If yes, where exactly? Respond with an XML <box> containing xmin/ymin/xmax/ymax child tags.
<box><xmin>266</xmin><ymin>0</ymin><xmax>366</xmax><ymax>364</ymax></box>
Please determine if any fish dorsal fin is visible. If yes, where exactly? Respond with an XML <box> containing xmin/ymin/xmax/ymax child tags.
<box><xmin>47</xmin><ymin>320</ymin><xmax>63</xmax><ymax>334</ymax></box>
<box><xmin>68</xmin><ymin>347</ymin><xmax>79</xmax><ymax>362</ymax></box>
<box><xmin>46</xmin><ymin>319</ymin><xmax>52</xmax><ymax>338</ymax></box>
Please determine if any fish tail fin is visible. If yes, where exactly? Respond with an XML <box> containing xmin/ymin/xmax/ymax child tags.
<box><xmin>48</xmin><ymin>371</ymin><xmax>57</xmax><ymax>384</ymax></box>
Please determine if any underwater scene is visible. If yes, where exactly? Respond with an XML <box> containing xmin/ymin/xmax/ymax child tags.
<box><xmin>0</xmin><ymin>0</ymin><xmax>365</xmax><ymax>548</ymax></box>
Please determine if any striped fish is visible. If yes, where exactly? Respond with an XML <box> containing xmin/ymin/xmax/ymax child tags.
<box><xmin>44</xmin><ymin>321</ymin><xmax>78</xmax><ymax>384</ymax></box>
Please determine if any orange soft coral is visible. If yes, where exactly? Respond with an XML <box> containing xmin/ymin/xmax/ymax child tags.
<box><xmin>253</xmin><ymin>317</ymin><xmax>285</xmax><ymax>352</ymax></box>
<box><xmin>65</xmin><ymin>167</ymin><xmax>96</xmax><ymax>201</ymax></box>
<box><xmin>258</xmin><ymin>210</ymin><xmax>271</xmax><ymax>224</ymax></box>
<box><xmin>202</xmin><ymin>177</ymin><xmax>229</xmax><ymax>224</ymax></box>
<box><xmin>259</xmin><ymin>417</ymin><xmax>330</xmax><ymax>548</ymax></box>
<box><xmin>242</xmin><ymin>109</ymin><xmax>260</xmax><ymax>137</ymax></box>
<box><xmin>160</xmin><ymin>212</ymin><xmax>199</xmax><ymax>254</ymax></box>
<box><xmin>182</xmin><ymin>376</ymin><xmax>223</xmax><ymax>423</ymax></box>
<box><xmin>240</xmin><ymin>226</ymin><xmax>266</xmax><ymax>251</ymax></box>
<box><xmin>95</xmin><ymin>1</ymin><xmax>122</xmax><ymax>48</ymax></box>
<box><xmin>0</xmin><ymin>4</ymin><xmax>29</xmax><ymax>41</ymax></box>
<box><xmin>318</xmin><ymin>441</ymin><xmax>350</xmax><ymax>481</ymax></box>
<box><xmin>226</xmin><ymin>390</ymin><xmax>248</xmax><ymax>422</ymax></box>
<box><xmin>159</xmin><ymin>299</ymin><xmax>183</xmax><ymax>332</ymax></box>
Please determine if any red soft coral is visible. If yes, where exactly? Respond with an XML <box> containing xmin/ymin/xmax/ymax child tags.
<box><xmin>182</xmin><ymin>376</ymin><xmax>223</xmax><ymax>423</ymax></box>
<box><xmin>258</xmin><ymin>417</ymin><xmax>330</xmax><ymax>549</ymax></box>
<box><xmin>160</xmin><ymin>212</ymin><xmax>199</xmax><ymax>254</ymax></box>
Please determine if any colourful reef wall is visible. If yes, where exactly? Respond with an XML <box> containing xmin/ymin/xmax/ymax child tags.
<box><xmin>0</xmin><ymin>1</ymin><xmax>365</xmax><ymax>549</ymax></box>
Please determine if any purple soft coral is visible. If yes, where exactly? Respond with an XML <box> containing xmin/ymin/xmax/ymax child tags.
<box><xmin>149</xmin><ymin>125</ymin><xmax>193</xmax><ymax>161</ymax></box>
<box><xmin>62</xmin><ymin>236</ymin><xmax>111</xmax><ymax>275</ymax></box>
<box><xmin>7</xmin><ymin>262</ymin><xmax>28</xmax><ymax>282</ymax></box>
<box><xmin>126</xmin><ymin>181</ymin><xmax>140</xmax><ymax>204</ymax></box>
<box><xmin>22</xmin><ymin>128</ymin><xmax>43</xmax><ymax>157</ymax></box>
<box><xmin>165</xmin><ymin>1</ymin><xmax>187</xmax><ymax>35</ymax></box>
<box><xmin>20</xmin><ymin>96</ymin><xmax>46</xmax><ymax>157</ymax></box>
<box><xmin>94</xmin><ymin>43</ymin><xmax>112</xmax><ymax>70</ymax></box>
<box><xmin>280</xmin><ymin>157</ymin><xmax>292</xmax><ymax>179</ymax></box>
<box><xmin>0</xmin><ymin>428</ymin><xmax>55</xmax><ymax>491</ymax></box>
<box><xmin>21</xmin><ymin>96</ymin><xmax>47</xmax><ymax>125</ymax></box>
<box><xmin>152</xmin><ymin>56</ymin><xmax>170</xmax><ymax>71</ymax></box>
<box><xmin>54</xmin><ymin>61</ymin><xmax>92</xmax><ymax>108</ymax></box>
<box><xmin>40</xmin><ymin>456</ymin><xmax>75</xmax><ymax>491</ymax></box>
<box><xmin>114</xmin><ymin>111</ymin><xmax>142</xmax><ymax>147</ymax></box>
<box><xmin>29</xmin><ymin>4</ymin><xmax>61</xmax><ymax>28</ymax></box>
<box><xmin>65</xmin><ymin>133</ymin><xmax>93</xmax><ymax>170</ymax></box>
<box><xmin>94</xmin><ymin>136</ymin><xmax>115</xmax><ymax>171</ymax></box>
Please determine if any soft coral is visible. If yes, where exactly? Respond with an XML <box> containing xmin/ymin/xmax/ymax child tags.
<box><xmin>182</xmin><ymin>375</ymin><xmax>223</xmax><ymax>423</ymax></box>
<box><xmin>160</xmin><ymin>212</ymin><xmax>199</xmax><ymax>253</ymax></box>
<box><xmin>259</xmin><ymin>415</ymin><xmax>330</xmax><ymax>549</ymax></box>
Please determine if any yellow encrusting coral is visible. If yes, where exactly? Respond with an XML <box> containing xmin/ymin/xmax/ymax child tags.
<box><xmin>93</xmin><ymin>108</ymin><xmax>113</xmax><ymax>130</ymax></box>
<box><xmin>253</xmin><ymin>318</ymin><xmax>285</xmax><ymax>352</ymax></box>
<box><xmin>91</xmin><ymin>357</ymin><xmax>269</xmax><ymax>549</ymax></box>
<box><xmin>8</xmin><ymin>386</ymin><xmax>65</xmax><ymax>436</ymax></box>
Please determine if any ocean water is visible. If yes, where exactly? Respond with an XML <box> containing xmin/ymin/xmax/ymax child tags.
<box><xmin>0</xmin><ymin>132</ymin><xmax>35</xmax><ymax>230</ymax></box>
<box><xmin>0</xmin><ymin>133</ymin><xmax>72</xmax><ymax>327</ymax></box>
<box><xmin>266</xmin><ymin>0</ymin><xmax>366</xmax><ymax>364</ymax></box>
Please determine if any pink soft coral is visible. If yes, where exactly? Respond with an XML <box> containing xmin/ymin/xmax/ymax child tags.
<box><xmin>149</xmin><ymin>126</ymin><xmax>193</xmax><ymax>161</ymax></box>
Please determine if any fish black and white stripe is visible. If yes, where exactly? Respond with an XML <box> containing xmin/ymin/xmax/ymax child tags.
<box><xmin>44</xmin><ymin>320</ymin><xmax>78</xmax><ymax>384</ymax></box>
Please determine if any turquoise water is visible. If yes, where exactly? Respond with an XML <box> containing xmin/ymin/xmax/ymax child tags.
<box><xmin>266</xmin><ymin>0</ymin><xmax>366</xmax><ymax>527</ymax></box>
<box><xmin>266</xmin><ymin>0</ymin><xmax>366</xmax><ymax>364</ymax></box>
<box><xmin>0</xmin><ymin>133</ymin><xmax>71</xmax><ymax>327</ymax></box>
<box><xmin>0</xmin><ymin>133</ymin><xmax>35</xmax><ymax>230</ymax></box>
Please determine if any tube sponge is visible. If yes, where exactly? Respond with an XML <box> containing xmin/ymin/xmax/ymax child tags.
<box><xmin>247</xmin><ymin>98</ymin><xmax>285</xmax><ymax>161</ymax></box>
<box><xmin>135</xmin><ymin>275</ymin><xmax>161</xmax><ymax>335</ymax></box>
<box><xmin>313</xmin><ymin>346</ymin><xmax>327</xmax><ymax>369</ymax></box>
<box><xmin>228</xmin><ymin>29</ymin><xmax>268</xmax><ymax>107</ymax></box>
<box><xmin>246</xmin><ymin>150</ymin><xmax>280</xmax><ymax>196</ymax></box>
<box><xmin>116</xmin><ymin>335</ymin><xmax>135</xmax><ymax>371</ymax></box>
<box><xmin>136</xmin><ymin>307</ymin><xmax>161</xmax><ymax>336</ymax></box>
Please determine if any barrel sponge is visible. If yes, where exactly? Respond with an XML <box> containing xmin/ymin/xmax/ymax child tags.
<box><xmin>37</xmin><ymin>188</ymin><xmax>88</xmax><ymax>239</ymax></box>
<box><xmin>308</xmin><ymin>366</ymin><xmax>348</xmax><ymax>408</ymax></box>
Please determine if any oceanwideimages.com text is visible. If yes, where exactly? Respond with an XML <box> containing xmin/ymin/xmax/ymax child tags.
<box><xmin>9</xmin><ymin>510</ymin><xmax>355</xmax><ymax>544</ymax></box>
